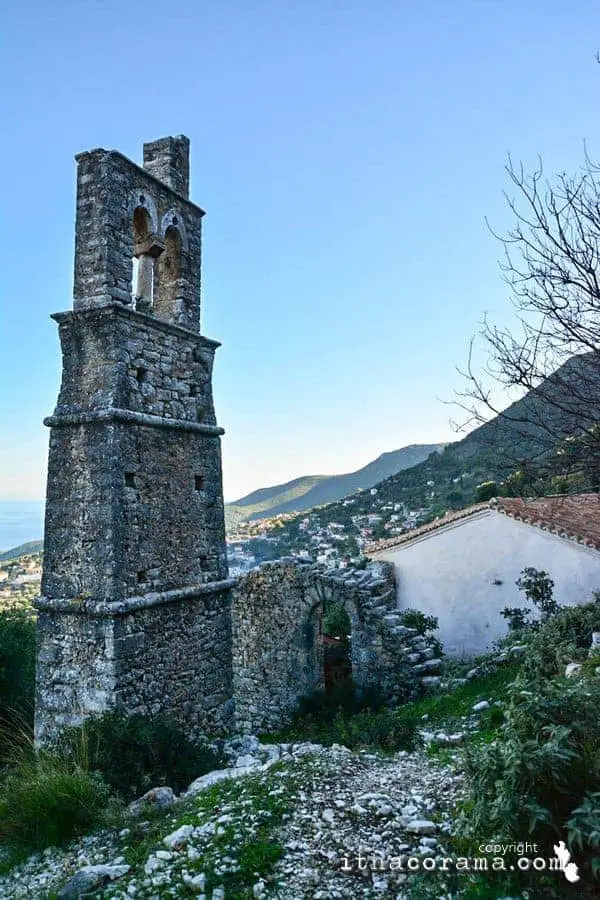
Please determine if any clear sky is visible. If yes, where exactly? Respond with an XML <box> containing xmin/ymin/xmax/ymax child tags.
<box><xmin>1</xmin><ymin>0</ymin><xmax>599</xmax><ymax>503</ymax></box>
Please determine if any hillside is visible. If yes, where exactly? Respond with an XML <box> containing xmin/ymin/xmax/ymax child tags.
<box><xmin>225</xmin><ymin>443</ymin><xmax>446</xmax><ymax>528</ymax></box>
<box><xmin>352</xmin><ymin>353</ymin><xmax>600</xmax><ymax>510</ymax></box>
<box><xmin>261</xmin><ymin>353</ymin><xmax>600</xmax><ymax>556</ymax></box>
<box><xmin>0</xmin><ymin>540</ymin><xmax>43</xmax><ymax>562</ymax></box>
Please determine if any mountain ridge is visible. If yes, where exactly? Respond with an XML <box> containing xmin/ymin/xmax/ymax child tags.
<box><xmin>225</xmin><ymin>443</ymin><xmax>447</xmax><ymax>528</ymax></box>
<box><xmin>313</xmin><ymin>353</ymin><xmax>600</xmax><ymax>524</ymax></box>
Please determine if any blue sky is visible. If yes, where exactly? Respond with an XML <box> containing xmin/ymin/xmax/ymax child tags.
<box><xmin>1</xmin><ymin>0</ymin><xmax>599</xmax><ymax>502</ymax></box>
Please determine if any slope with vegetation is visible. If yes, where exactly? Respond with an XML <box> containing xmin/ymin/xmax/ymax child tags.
<box><xmin>256</xmin><ymin>353</ymin><xmax>600</xmax><ymax>560</ymax></box>
<box><xmin>225</xmin><ymin>443</ymin><xmax>446</xmax><ymax>529</ymax></box>
<box><xmin>0</xmin><ymin>542</ymin><xmax>43</xmax><ymax>563</ymax></box>
<box><xmin>364</xmin><ymin>354</ymin><xmax>600</xmax><ymax>511</ymax></box>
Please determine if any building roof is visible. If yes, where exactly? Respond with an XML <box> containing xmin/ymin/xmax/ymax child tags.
<box><xmin>496</xmin><ymin>493</ymin><xmax>600</xmax><ymax>551</ymax></box>
<box><xmin>365</xmin><ymin>493</ymin><xmax>600</xmax><ymax>556</ymax></box>
<box><xmin>364</xmin><ymin>502</ymin><xmax>491</xmax><ymax>554</ymax></box>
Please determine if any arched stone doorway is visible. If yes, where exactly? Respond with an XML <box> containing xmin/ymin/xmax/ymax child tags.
<box><xmin>232</xmin><ymin>561</ymin><xmax>400</xmax><ymax>734</ymax></box>
<box><xmin>323</xmin><ymin>600</ymin><xmax>352</xmax><ymax>693</ymax></box>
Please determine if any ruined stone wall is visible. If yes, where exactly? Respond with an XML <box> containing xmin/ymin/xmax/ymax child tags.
<box><xmin>35</xmin><ymin>587</ymin><xmax>233</xmax><ymax>745</ymax></box>
<box><xmin>232</xmin><ymin>560</ymin><xmax>442</xmax><ymax>734</ymax></box>
<box><xmin>111</xmin><ymin>591</ymin><xmax>233</xmax><ymax>732</ymax></box>
<box><xmin>232</xmin><ymin>562</ymin><xmax>324</xmax><ymax>734</ymax></box>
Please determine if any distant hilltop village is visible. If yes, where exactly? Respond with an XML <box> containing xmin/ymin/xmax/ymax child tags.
<box><xmin>228</xmin><ymin>495</ymin><xmax>437</xmax><ymax>576</ymax></box>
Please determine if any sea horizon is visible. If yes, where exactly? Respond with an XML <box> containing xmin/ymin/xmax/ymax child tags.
<box><xmin>0</xmin><ymin>500</ymin><xmax>45</xmax><ymax>552</ymax></box>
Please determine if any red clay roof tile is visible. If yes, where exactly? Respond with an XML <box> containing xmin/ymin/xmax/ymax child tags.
<box><xmin>366</xmin><ymin>493</ymin><xmax>600</xmax><ymax>555</ymax></box>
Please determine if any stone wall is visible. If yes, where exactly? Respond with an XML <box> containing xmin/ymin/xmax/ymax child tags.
<box><xmin>232</xmin><ymin>560</ymin><xmax>441</xmax><ymax>734</ymax></box>
<box><xmin>35</xmin><ymin>585</ymin><xmax>234</xmax><ymax>745</ymax></box>
<box><xmin>73</xmin><ymin>140</ymin><xmax>202</xmax><ymax>332</ymax></box>
<box><xmin>35</xmin><ymin>137</ymin><xmax>232</xmax><ymax>745</ymax></box>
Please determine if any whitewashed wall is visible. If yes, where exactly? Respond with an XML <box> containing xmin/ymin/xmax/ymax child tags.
<box><xmin>370</xmin><ymin>511</ymin><xmax>600</xmax><ymax>658</ymax></box>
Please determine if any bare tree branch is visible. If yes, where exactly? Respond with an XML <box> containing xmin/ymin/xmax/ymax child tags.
<box><xmin>455</xmin><ymin>149</ymin><xmax>600</xmax><ymax>486</ymax></box>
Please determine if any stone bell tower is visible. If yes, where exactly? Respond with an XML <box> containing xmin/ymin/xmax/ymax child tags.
<box><xmin>34</xmin><ymin>137</ymin><xmax>234</xmax><ymax>743</ymax></box>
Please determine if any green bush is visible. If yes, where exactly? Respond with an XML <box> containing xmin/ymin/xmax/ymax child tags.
<box><xmin>322</xmin><ymin>602</ymin><xmax>351</xmax><ymax>640</ymax></box>
<box><xmin>330</xmin><ymin>707</ymin><xmax>421</xmax><ymax>753</ymax></box>
<box><xmin>58</xmin><ymin>710</ymin><xmax>222</xmax><ymax>801</ymax></box>
<box><xmin>0</xmin><ymin>749</ymin><xmax>110</xmax><ymax>854</ymax></box>
<box><xmin>501</xmin><ymin>567</ymin><xmax>561</xmax><ymax>634</ymax></box>
<box><xmin>0</xmin><ymin>607</ymin><xmax>36</xmax><ymax>726</ymax></box>
<box><xmin>475</xmin><ymin>480</ymin><xmax>498</xmax><ymax>501</ymax></box>
<box><xmin>294</xmin><ymin>683</ymin><xmax>385</xmax><ymax>723</ymax></box>
<box><xmin>458</xmin><ymin>676</ymin><xmax>600</xmax><ymax>893</ymax></box>
<box><xmin>501</xmin><ymin>605</ymin><xmax>533</xmax><ymax>632</ymax></box>
<box><xmin>523</xmin><ymin>598</ymin><xmax>600</xmax><ymax>680</ymax></box>
<box><xmin>516</xmin><ymin>566</ymin><xmax>559</xmax><ymax>622</ymax></box>
<box><xmin>287</xmin><ymin>705</ymin><xmax>419</xmax><ymax>753</ymax></box>
<box><xmin>398</xmin><ymin>608</ymin><xmax>439</xmax><ymax>636</ymax></box>
<box><xmin>284</xmin><ymin>685</ymin><xmax>419</xmax><ymax>752</ymax></box>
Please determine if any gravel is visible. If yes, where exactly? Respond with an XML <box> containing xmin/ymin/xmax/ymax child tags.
<box><xmin>0</xmin><ymin>738</ymin><xmax>466</xmax><ymax>899</ymax></box>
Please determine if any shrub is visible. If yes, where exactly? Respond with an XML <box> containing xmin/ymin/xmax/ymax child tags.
<box><xmin>523</xmin><ymin>599</ymin><xmax>600</xmax><ymax>680</ymax></box>
<box><xmin>322</xmin><ymin>602</ymin><xmax>351</xmax><ymax>640</ymax></box>
<box><xmin>294</xmin><ymin>683</ymin><xmax>385</xmax><ymax>723</ymax></box>
<box><xmin>0</xmin><ymin>749</ymin><xmax>110</xmax><ymax>854</ymax></box>
<box><xmin>475</xmin><ymin>480</ymin><xmax>498</xmax><ymax>501</ymax></box>
<box><xmin>500</xmin><ymin>568</ymin><xmax>560</xmax><ymax>637</ymax></box>
<box><xmin>458</xmin><ymin>676</ymin><xmax>600</xmax><ymax>893</ymax></box>
<box><xmin>398</xmin><ymin>609</ymin><xmax>439</xmax><ymax>636</ymax></box>
<box><xmin>331</xmin><ymin>707</ymin><xmax>421</xmax><ymax>753</ymax></box>
<box><xmin>286</xmin><ymin>684</ymin><xmax>419</xmax><ymax>752</ymax></box>
<box><xmin>287</xmin><ymin>705</ymin><xmax>419</xmax><ymax>753</ymax></box>
<box><xmin>501</xmin><ymin>605</ymin><xmax>533</xmax><ymax>632</ymax></box>
<box><xmin>516</xmin><ymin>567</ymin><xmax>559</xmax><ymax>622</ymax></box>
<box><xmin>58</xmin><ymin>710</ymin><xmax>223</xmax><ymax>801</ymax></box>
<box><xmin>0</xmin><ymin>607</ymin><xmax>36</xmax><ymax>727</ymax></box>
<box><xmin>567</xmin><ymin>792</ymin><xmax>600</xmax><ymax>880</ymax></box>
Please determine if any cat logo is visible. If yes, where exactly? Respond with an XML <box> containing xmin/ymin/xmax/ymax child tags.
<box><xmin>553</xmin><ymin>841</ymin><xmax>580</xmax><ymax>883</ymax></box>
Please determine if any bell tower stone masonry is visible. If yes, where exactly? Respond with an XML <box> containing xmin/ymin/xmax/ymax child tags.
<box><xmin>34</xmin><ymin>136</ymin><xmax>234</xmax><ymax>744</ymax></box>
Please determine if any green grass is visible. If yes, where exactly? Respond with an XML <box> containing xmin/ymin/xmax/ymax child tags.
<box><xmin>396</xmin><ymin>660</ymin><xmax>522</xmax><ymax>730</ymax></box>
<box><xmin>0</xmin><ymin>749</ymin><xmax>111</xmax><ymax>857</ymax></box>
<box><xmin>261</xmin><ymin>662</ymin><xmax>522</xmax><ymax>760</ymax></box>
<box><xmin>58</xmin><ymin>710</ymin><xmax>223</xmax><ymax>801</ymax></box>
<box><xmin>106</xmin><ymin>762</ymin><xmax>301</xmax><ymax>900</ymax></box>
<box><xmin>261</xmin><ymin>706</ymin><xmax>420</xmax><ymax>754</ymax></box>
<box><xmin>191</xmin><ymin>767</ymin><xmax>294</xmax><ymax>897</ymax></box>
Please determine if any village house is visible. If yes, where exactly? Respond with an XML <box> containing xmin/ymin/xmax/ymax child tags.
<box><xmin>365</xmin><ymin>494</ymin><xmax>600</xmax><ymax>658</ymax></box>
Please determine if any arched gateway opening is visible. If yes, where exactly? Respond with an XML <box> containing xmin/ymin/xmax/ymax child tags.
<box><xmin>232</xmin><ymin>562</ymin><xmax>394</xmax><ymax>734</ymax></box>
<box><xmin>322</xmin><ymin>600</ymin><xmax>352</xmax><ymax>694</ymax></box>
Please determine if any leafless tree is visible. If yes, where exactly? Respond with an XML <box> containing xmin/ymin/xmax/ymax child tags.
<box><xmin>454</xmin><ymin>149</ymin><xmax>600</xmax><ymax>477</ymax></box>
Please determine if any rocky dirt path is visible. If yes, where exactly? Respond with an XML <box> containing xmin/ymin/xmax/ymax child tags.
<box><xmin>269</xmin><ymin>743</ymin><xmax>464</xmax><ymax>899</ymax></box>
<box><xmin>0</xmin><ymin>740</ymin><xmax>465</xmax><ymax>899</ymax></box>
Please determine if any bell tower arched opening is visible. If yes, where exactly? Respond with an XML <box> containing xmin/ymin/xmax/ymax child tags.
<box><xmin>132</xmin><ymin>205</ymin><xmax>155</xmax><ymax>312</ymax></box>
<box><xmin>154</xmin><ymin>225</ymin><xmax>182</xmax><ymax>322</ymax></box>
